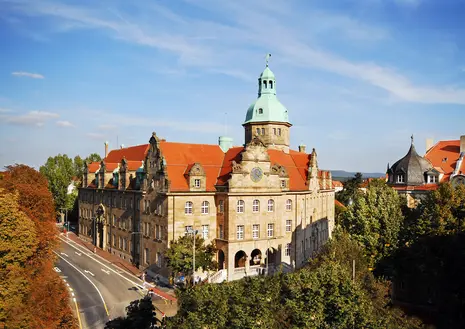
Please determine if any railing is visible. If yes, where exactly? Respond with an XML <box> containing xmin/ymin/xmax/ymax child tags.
<box><xmin>208</xmin><ymin>269</ymin><xmax>227</xmax><ymax>283</ymax></box>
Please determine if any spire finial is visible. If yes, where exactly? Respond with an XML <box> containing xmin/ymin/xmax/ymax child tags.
<box><xmin>265</xmin><ymin>53</ymin><xmax>271</xmax><ymax>67</ymax></box>
<box><xmin>411</xmin><ymin>134</ymin><xmax>414</xmax><ymax>145</ymax></box>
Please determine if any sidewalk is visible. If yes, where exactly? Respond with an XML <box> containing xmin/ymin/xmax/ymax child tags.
<box><xmin>61</xmin><ymin>232</ymin><xmax>177</xmax><ymax>305</ymax></box>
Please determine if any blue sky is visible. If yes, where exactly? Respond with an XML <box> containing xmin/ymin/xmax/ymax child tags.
<box><xmin>1</xmin><ymin>0</ymin><xmax>464</xmax><ymax>172</ymax></box>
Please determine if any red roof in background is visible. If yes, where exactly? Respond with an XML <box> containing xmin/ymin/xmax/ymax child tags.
<box><xmin>126</xmin><ymin>161</ymin><xmax>144</xmax><ymax>171</ymax></box>
<box><xmin>425</xmin><ymin>140</ymin><xmax>460</xmax><ymax>182</ymax></box>
<box><xmin>105</xmin><ymin>163</ymin><xmax>119</xmax><ymax>171</ymax></box>
<box><xmin>159</xmin><ymin>142</ymin><xmax>225</xmax><ymax>192</ymax></box>
<box><xmin>332</xmin><ymin>180</ymin><xmax>343</xmax><ymax>187</ymax></box>
<box><xmin>335</xmin><ymin>199</ymin><xmax>345</xmax><ymax>208</ymax></box>
<box><xmin>217</xmin><ymin>147</ymin><xmax>243</xmax><ymax>186</ymax></box>
<box><xmin>87</xmin><ymin>162</ymin><xmax>100</xmax><ymax>173</ymax></box>
<box><xmin>105</xmin><ymin>144</ymin><xmax>150</xmax><ymax>163</ymax></box>
<box><xmin>269</xmin><ymin>149</ymin><xmax>310</xmax><ymax>190</ymax></box>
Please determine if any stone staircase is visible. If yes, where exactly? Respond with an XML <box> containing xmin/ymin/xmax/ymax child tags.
<box><xmin>207</xmin><ymin>269</ymin><xmax>228</xmax><ymax>284</ymax></box>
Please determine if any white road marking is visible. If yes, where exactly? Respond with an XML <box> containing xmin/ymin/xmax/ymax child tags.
<box><xmin>71</xmin><ymin>292</ymin><xmax>75</xmax><ymax>297</ymax></box>
<box><xmin>59</xmin><ymin>238</ymin><xmax>150</xmax><ymax>292</ymax></box>
<box><xmin>54</xmin><ymin>267</ymin><xmax>62</xmax><ymax>273</ymax></box>
<box><xmin>75</xmin><ymin>252</ymin><xmax>82</xmax><ymax>256</ymax></box>
<box><xmin>84</xmin><ymin>270</ymin><xmax>95</xmax><ymax>277</ymax></box>
<box><xmin>60</xmin><ymin>252</ymin><xmax>69</xmax><ymax>257</ymax></box>
<box><xmin>101</xmin><ymin>269</ymin><xmax>110</xmax><ymax>275</ymax></box>
<box><xmin>55</xmin><ymin>252</ymin><xmax>110</xmax><ymax>317</ymax></box>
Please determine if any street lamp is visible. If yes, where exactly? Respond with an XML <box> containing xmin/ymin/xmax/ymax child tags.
<box><xmin>186</xmin><ymin>227</ymin><xmax>198</xmax><ymax>285</ymax></box>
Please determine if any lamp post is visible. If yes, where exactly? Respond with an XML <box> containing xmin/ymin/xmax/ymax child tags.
<box><xmin>186</xmin><ymin>227</ymin><xmax>198</xmax><ymax>286</ymax></box>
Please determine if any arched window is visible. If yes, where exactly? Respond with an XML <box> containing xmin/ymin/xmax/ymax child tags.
<box><xmin>252</xmin><ymin>199</ymin><xmax>260</xmax><ymax>212</ymax></box>
<box><xmin>185</xmin><ymin>201</ymin><xmax>193</xmax><ymax>215</ymax></box>
<box><xmin>258</xmin><ymin>108</ymin><xmax>263</xmax><ymax>114</ymax></box>
<box><xmin>264</xmin><ymin>80</ymin><xmax>267</xmax><ymax>88</ymax></box>
<box><xmin>201</xmin><ymin>201</ymin><xmax>209</xmax><ymax>214</ymax></box>
<box><xmin>267</xmin><ymin>199</ymin><xmax>274</xmax><ymax>212</ymax></box>
<box><xmin>269</xmin><ymin>80</ymin><xmax>273</xmax><ymax>89</ymax></box>
<box><xmin>237</xmin><ymin>200</ymin><xmax>245</xmax><ymax>213</ymax></box>
<box><xmin>286</xmin><ymin>199</ymin><xmax>292</xmax><ymax>211</ymax></box>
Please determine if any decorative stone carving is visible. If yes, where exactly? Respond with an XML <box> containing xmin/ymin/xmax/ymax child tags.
<box><xmin>188</xmin><ymin>163</ymin><xmax>206</xmax><ymax>176</ymax></box>
<box><xmin>270</xmin><ymin>163</ymin><xmax>288</xmax><ymax>177</ymax></box>
<box><xmin>242</xmin><ymin>136</ymin><xmax>270</xmax><ymax>163</ymax></box>
<box><xmin>231</xmin><ymin>160</ymin><xmax>245</xmax><ymax>174</ymax></box>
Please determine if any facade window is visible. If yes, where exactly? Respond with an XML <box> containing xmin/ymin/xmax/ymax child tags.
<box><xmin>123</xmin><ymin>238</ymin><xmax>127</xmax><ymax>251</ymax></box>
<box><xmin>267</xmin><ymin>199</ymin><xmax>274</xmax><ymax>212</ymax></box>
<box><xmin>286</xmin><ymin>220</ymin><xmax>292</xmax><ymax>232</ymax></box>
<box><xmin>194</xmin><ymin>179</ymin><xmax>201</xmax><ymax>188</ymax></box>
<box><xmin>112</xmin><ymin>234</ymin><xmax>116</xmax><ymax>246</ymax></box>
<box><xmin>202</xmin><ymin>225</ymin><xmax>209</xmax><ymax>239</ymax></box>
<box><xmin>261</xmin><ymin>128</ymin><xmax>265</xmax><ymax>135</ymax></box>
<box><xmin>428</xmin><ymin>175</ymin><xmax>437</xmax><ymax>183</ymax></box>
<box><xmin>144</xmin><ymin>248</ymin><xmax>149</xmax><ymax>265</ymax></box>
<box><xmin>156</xmin><ymin>252</ymin><xmax>162</xmax><ymax>267</ymax></box>
<box><xmin>185</xmin><ymin>201</ymin><xmax>193</xmax><ymax>215</ymax></box>
<box><xmin>119</xmin><ymin>236</ymin><xmax>123</xmax><ymax>249</ymax></box>
<box><xmin>113</xmin><ymin>215</ymin><xmax>116</xmax><ymax>226</ymax></box>
<box><xmin>258</xmin><ymin>108</ymin><xmax>263</xmax><ymax>114</ymax></box>
<box><xmin>397</xmin><ymin>174</ymin><xmax>405</xmax><ymax>183</ymax></box>
<box><xmin>219</xmin><ymin>224</ymin><xmax>224</xmax><ymax>239</ymax></box>
<box><xmin>219</xmin><ymin>200</ymin><xmax>224</xmax><ymax>213</ymax></box>
<box><xmin>256</xmin><ymin>128</ymin><xmax>260</xmax><ymax>135</ymax></box>
<box><xmin>252</xmin><ymin>224</ymin><xmax>259</xmax><ymax>239</ymax></box>
<box><xmin>267</xmin><ymin>223</ymin><xmax>274</xmax><ymax>237</ymax></box>
<box><xmin>107</xmin><ymin>232</ymin><xmax>110</xmax><ymax>245</ymax></box>
<box><xmin>273</xmin><ymin>128</ymin><xmax>276</xmax><ymax>135</ymax></box>
<box><xmin>286</xmin><ymin>199</ymin><xmax>292</xmax><ymax>211</ymax></box>
<box><xmin>252</xmin><ymin>199</ymin><xmax>260</xmax><ymax>213</ymax></box>
<box><xmin>285</xmin><ymin>243</ymin><xmax>291</xmax><ymax>256</ymax></box>
<box><xmin>278</xmin><ymin>128</ymin><xmax>281</xmax><ymax>136</ymax></box>
<box><xmin>237</xmin><ymin>200</ymin><xmax>245</xmax><ymax>213</ymax></box>
<box><xmin>281</xmin><ymin>180</ymin><xmax>286</xmax><ymax>188</ymax></box>
<box><xmin>156</xmin><ymin>225</ymin><xmax>160</xmax><ymax>240</ymax></box>
<box><xmin>237</xmin><ymin>225</ymin><xmax>244</xmax><ymax>240</ymax></box>
<box><xmin>185</xmin><ymin>225</ymin><xmax>193</xmax><ymax>235</ymax></box>
<box><xmin>201</xmin><ymin>201</ymin><xmax>209</xmax><ymax>214</ymax></box>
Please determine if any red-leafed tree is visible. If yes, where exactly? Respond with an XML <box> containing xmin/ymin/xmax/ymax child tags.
<box><xmin>0</xmin><ymin>165</ymin><xmax>77</xmax><ymax>329</ymax></box>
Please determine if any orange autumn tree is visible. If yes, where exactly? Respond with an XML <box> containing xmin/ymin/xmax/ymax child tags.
<box><xmin>0</xmin><ymin>165</ymin><xmax>77</xmax><ymax>329</ymax></box>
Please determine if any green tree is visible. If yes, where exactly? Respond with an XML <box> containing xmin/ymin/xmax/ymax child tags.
<box><xmin>105</xmin><ymin>296</ymin><xmax>161</xmax><ymax>329</ymax></box>
<box><xmin>39</xmin><ymin>154</ymin><xmax>75</xmax><ymax>213</ymax></box>
<box><xmin>165</xmin><ymin>235</ymin><xmax>217</xmax><ymax>282</ymax></box>
<box><xmin>339</xmin><ymin>179</ymin><xmax>404</xmax><ymax>268</ymax></box>
<box><xmin>336</xmin><ymin>172</ymin><xmax>363</xmax><ymax>206</ymax></box>
<box><xmin>86</xmin><ymin>152</ymin><xmax>102</xmax><ymax>163</ymax></box>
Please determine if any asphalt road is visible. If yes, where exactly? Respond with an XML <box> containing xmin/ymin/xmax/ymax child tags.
<box><xmin>55</xmin><ymin>238</ymin><xmax>154</xmax><ymax>329</ymax></box>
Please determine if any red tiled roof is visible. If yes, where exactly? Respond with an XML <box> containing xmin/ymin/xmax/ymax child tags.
<box><xmin>332</xmin><ymin>180</ymin><xmax>343</xmax><ymax>188</ymax></box>
<box><xmin>335</xmin><ymin>200</ymin><xmax>345</xmax><ymax>208</ymax></box>
<box><xmin>105</xmin><ymin>163</ymin><xmax>119</xmax><ymax>171</ymax></box>
<box><xmin>425</xmin><ymin>140</ymin><xmax>460</xmax><ymax>182</ymax></box>
<box><xmin>105</xmin><ymin>144</ymin><xmax>150</xmax><ymax>163</ymax></box>
<box><xmin>88</xmin><ymin>162</ymin><xmax>100</xmax><ymax>173</ymax></box>
<box><xmin>391</xmin><ymin>184</ymin><xmax>439</xmax><ymax>191</ymax></box>
<box><xmin>159</xmin><ymin>142</ymin><xmax>225</xmax><ymax>192</ymax></box>
<box><xmin>126</xmin><ymin>160</ymin><xmax>144</xmax><ymax>171</ymax></box>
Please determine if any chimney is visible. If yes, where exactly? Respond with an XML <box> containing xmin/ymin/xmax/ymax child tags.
<box><xmin>218</xmin><ymin>136</ymin><xmax>233</xmax><ymax>152</ymax></box>
<box><xmin>120</xmin><ymin>144</ymin><xmax>124</xmax><ymax>149</ymax></box>
<box><xmin>104</xmin><ymin>141</ymin><xmax>109</xmax><ymax>158</ymax></box>
<box><xmin>298</xmin><ymin>143</ymin><xmax>306</xmax><ymax>153</ymax></box>
<box><xmin>426</xmin><ymin>138</ymin><xmax>434</xmax><ymax>153</ymax></box>
<box><xmin>461</xmin><ymin>136</ymin><xmax>465</xmax><ymax>154</ymax></box>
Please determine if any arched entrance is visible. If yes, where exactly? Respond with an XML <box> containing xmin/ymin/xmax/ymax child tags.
<box><xmin>235</xmin><ymin>250</ymin><xmax>247</xmax><ymax>268</ymax></box>
<box><xmin>265</xmin><ymin>247</ymin><xmax>278</xmax><ymax>265</ymax></box>
<box><xmin>218</xmin><ymin>250</ymin><xmax>225</xmax><ymax>270</ymax></box>
<box><xmin>250</xmin><ymin>249</ymin><xmax>262</xmax><ymax>266</ymax></box>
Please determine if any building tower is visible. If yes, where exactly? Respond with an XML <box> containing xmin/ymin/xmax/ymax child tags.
<box><xmin>243</xmin><ymin>54</ymin><xmax>292</xmax><ymax>153</ymax></box>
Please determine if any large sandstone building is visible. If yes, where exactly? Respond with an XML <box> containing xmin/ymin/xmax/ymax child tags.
<box><xmin>78</xmin><ymin>60</ymin><xmax>335</xmax><ymax>282</ymax></box>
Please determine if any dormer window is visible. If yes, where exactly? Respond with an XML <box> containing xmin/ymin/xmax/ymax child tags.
<box><xmin>258</xmin><ymin>108</ymin><xmax>263</xmax><ymax>114</ymax></box>
<box><xmin>428</xmin><ymin>175</ymin><xmax>437</xmax><ymax>183</ymax></box>
<box><xmin>397</xmin><ymin>174</ymin><xmax>405</xmax><ymax>183</ymax></box>
<box><xmin>194</xmin><ymin>179</ymin><xmax>201</xmax><ymax>188</ymax></box>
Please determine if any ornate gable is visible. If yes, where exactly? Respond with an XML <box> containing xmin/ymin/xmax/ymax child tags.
<box><xmin>242</xmin><ymin>135</ymin><xmax>270</xmax><ymax>163</ymax></box>
<box><xmin>187</xmin><ymin>163</ymin><xmax>206</xmax><ymax>191</ymax></box>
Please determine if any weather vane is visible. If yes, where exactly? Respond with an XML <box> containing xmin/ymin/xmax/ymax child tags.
<box><xmin>265</xmin><ymin>53</ymin><xmax>271</xmax><ymax>67</ymax></box>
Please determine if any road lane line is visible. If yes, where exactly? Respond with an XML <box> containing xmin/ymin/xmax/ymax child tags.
<box><xmin>73</xmin><ymin>297</ymin><xmax>83</xmax><ymax>329</ymax></box>
<box><xmin>101</xmin><ymin>269</ymin><xmax>110</xmax><ymax>275</ymax></box>
<box><xmin>59</xmin><ymin>238</ymin><xmax>150</xmax><ymax>292</ymax></box>
<box><xmin>75</xmin><ymin>252</ymin><xmax>82</xmax><ymax>256</ymax></box>
<box><xmin>61</xmin><ymin>252</ymin><xmax>69</xmax><ymax>257</ymax></box>
<box><xmin>84</xmin><ymin>270</ymin><xmax>95</xmax><ymax>277</ymax></box>
<box><xmin>55</xmin><ymin>252</ymin><xmax>110</xmax><ymax>318</ymax></box>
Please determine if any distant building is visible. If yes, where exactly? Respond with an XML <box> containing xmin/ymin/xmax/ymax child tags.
<box><xmin>387</xmin><ymin>136</ymin><xmax>439</xmax><ymax>207</ymax></box>
<box><xmin>78</xmin><ymin>59</ymin><xmax>335</xmax><ymax>282</ymax></box>
<box><xmin>332</xmin><ymin>180</ymin><xmax>344</xmax><ymax>193</ymax></box>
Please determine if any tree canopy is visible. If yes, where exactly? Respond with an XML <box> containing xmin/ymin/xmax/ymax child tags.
<box><xmin>105</xmin><ymin>296</ymin><xmax>163</xmax><ymax>329</ymax></box>
<box><xmin>339</xmin><ymin>179</ymin><xmax>404</xmax><ymax>267</ymax></box>
<box><xmin>164</xmin><ymin>235</ymin><xmax>217</xmax><ymax>281</ymax></box>
<box><xmin>0</xmin><ymin>165</ymin><xmax>77</xmax><ymax>329</ymax></box>
<box><xmin>336</xmin><ymin>172</ymin><xmax>363</xmax><ymax>206</ymax></box>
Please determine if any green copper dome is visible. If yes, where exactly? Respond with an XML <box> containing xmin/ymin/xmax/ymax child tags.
<box><xmin>244</xmin><ymin>65</ymin><xmax>290</xmax><ymax>124</ymax></box>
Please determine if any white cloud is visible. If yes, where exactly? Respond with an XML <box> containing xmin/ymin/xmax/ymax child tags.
<box><xmin>0</xmin><ymin>110</ymin><xmax>59</xmax><ymax>126</ymax></box>
<box><xmin>11</xmin><ymin>71</ymin><xmax>44</xmax><ymax>79</ymax></box>
<box><xmin>56</xmin><ymin>120</ymin><xmax>74</xmax><ymax>127</ymax></box>
<box><xmin>97</xmin><ymin>124</ymin><xmax>117</xmax><ymax>130</ymax></box>
<box><xmin>5</xmin><ymin>0</ymin><xmax>465</xmax><ymax>104</ymax></box>
<box><xmin>0</xmin><ymin>108</ymin><xmax>14</xmax><ymax>113</ymax></box>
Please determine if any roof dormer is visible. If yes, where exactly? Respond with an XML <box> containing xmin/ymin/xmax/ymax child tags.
<box><xmin>187</xmin><ymin>163</ymin><xmax>206</xmax><ymax>192</ymax></box>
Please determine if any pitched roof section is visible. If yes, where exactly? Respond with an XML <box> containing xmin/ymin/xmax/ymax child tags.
<box><xmin>105</xmin><ymin>144</ymin><xmax>150</xmax><ymax>163</ymax></box>
<box><xmin>158</xmin><ymin>142</ymin><xmax>225</xmax><ymax>192</ymax></box>
<box><xmin>425</xmin><ymin>140</ymin><xmax>460</xmax><ymax>182</ymax></box>
<box><xmin>87</xmin><ymin>162</ymin><xmax>100</xmax><ymax>173</ymax></box>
